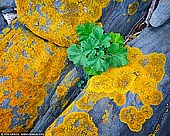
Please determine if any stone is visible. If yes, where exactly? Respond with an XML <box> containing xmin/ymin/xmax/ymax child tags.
<box><xmin>100</xmin><ymin>0</ymin><xmax>151</xmax><ymax>36</ymax></box>
<box><xmin>44</xmin><ymin>21</ymin><xmax>170</xmax><ymax>136</ymax></box>
<box><xmin>150</xmin><ymin>0</ymin><xmax>170</xmax><ymax>27</ymax></box>
<box><xmin>0</xmin><ymin>12</ymin><xmax>7</xmax><ymax>31</ymax></box>
<box><xmin>0</xmin><ymin>0</ymin><xmax>16</xmax><ymax>9</ymax></box>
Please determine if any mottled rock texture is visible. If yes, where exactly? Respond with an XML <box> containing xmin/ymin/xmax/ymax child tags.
<box><xmin>150</xmin><ymin>0</ymin><xmax>170</xmax><ymax>27</ymax></box>
<box><xmin>101</xmin><ymin>0</ymin><xmax>151</xmax><ymax>36</ymax></box>
<box><xmin>0</xmin><ymin>12</ymin><xmax>7</xmax><ymax>31</ymax></box>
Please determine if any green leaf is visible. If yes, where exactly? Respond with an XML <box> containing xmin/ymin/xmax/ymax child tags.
<box><xmin>99</xmin><ymin>33</ymin><xmax>111</xmax><ymax>48</ymax></box>
<box><xmin>90</xmin><ymin>26</ymin><xmax>104</xmax><ymax>40</ymax></box>
<box><xmin>76</xmin><ymin>22</ymin><xmax>96</xmax><ymax>42</ymax></box>
<box><xmin>83</xmin><ymin>67</ymin><xmax>102</xmax><ymax>76</ymax></box>
<box><xmin>80</xmin><ymin>38</ymin><xmax>99</xmax><ymax>55</ymax></box>
<box><xmin>88</xmin><ymin>56</ymin><xmax>109</xmax><ymax>72</ymax></box>
<box><xmin>107</xmin><ymin>43</ymin><xmax>120</xmax><ymax>54</ymax></box>
<box><xmin>107</xmin><ymin>47</ymin><xmax>129</xmax><ymax>68</ymax></box>
<box><xmin>110</xmin><ymin>32</ymin><xmax>124</xmax><ymax>46</ymax></box>
<box><xmin>67</xmin><ymin>44</ymin><xmax>88</xmax><ymax>67</ymax></box>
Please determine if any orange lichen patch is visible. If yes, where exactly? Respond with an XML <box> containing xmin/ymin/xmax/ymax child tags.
<box><xmin>128</xmin><ymin>121</ymin><xmax>142</xmax><ymax>132</ymax></box>
<box><xmin>150</xmin><ymin>90</ymin><xmax>163</xmax><ymax>105</ymax></box>
<box><xmin>75</xmin><ymin>46</ymin><xmax>165</xmax><ymax>132</ymax></box>
<box><xmin>144</xmin><ymin>53</ymin><xmax>166</xmax><ymax>82</ymax></box>
<box><xmin>128</xmin><ymin>1</ymin><xmax>139</xmax><ymax>16</ymax></box>
<box><xmin>120</xmin><ymin>106</ymin><xmax>146</xmax><ymax>132</ymax></box>
<box><xmin>46</xmin><ymin>112</ymin><xmax>98</xmax><ymax>136</ymax></box>
<box><xmin>0</xmin><ymin>23</ymin><xmax>67</xmax><ymax>132</ymax></box>
<box><xmin>142</xmin><ymin>0</ymin><xmax>147</xmax><ymax>2</ymax></box>
<box><xmin>134</xmin><ymin>111</ymin><xmax>145</xmax><ymax>124</ymax></box>
<box><xmin>76</xmin><ymin>89</ymin><xmax>107</xmax><ymax>111</ymax></box>
<box><xmin>140</xmin><ymin>105</ymin><xmax>153</xmax><ymax>119</ymax></box>
<box><xmin>114</xmin><ymin>93</ymin><xmax>126</xmax><ymax>106</ymax></box>
<box><xmin>2</xmin><ymin>27</ymin><xmax>11</xmax><ymax>35</ymax></box>
<box><xmin>102</xmin><ymin>109</ymin><xmax>109</xmax><ymax>124</ymax></box>
<box><xmin>116</xmin><ymin>0</ymin><xmax>123</xmax><ymax>2</ymax></box>
<box><xmin>56</xmin><ymin>85</ymin><xmax>68</xmax><ymax>98</ymax></box>
<box><xmin>88</xmin><ymin>75</ymin><xmax>116</xmax><ymax>93</ymax></box>
<box><xmin>15</xmin><ymin>0</ymin><xmax>110</xmax><ymax>47</ymax></box>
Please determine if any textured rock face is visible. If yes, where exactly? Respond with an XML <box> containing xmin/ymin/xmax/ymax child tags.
<box><xmin>150</xmin><ymin>0</ymin><xmax>170</xmax><ymax>27</ymax></box>
<box><xmin>15</xmin><ymin>0</ymin><xmax>110</xmax><ymax>47</ymax></box>
<box><xmin>0</xmin><ymin>20</ymin><xmax>68</xmax><ymax>132</ymax></box>
<box><xmin>0</xmin><ymin>12</ymin><xmax>7</xmax><ymax>31</ymax></box>
<box><xmin>100</xmin><ymin>0</ymin><xmax>151</xmax><ymax>36</ymax></box>
<box><xmin>0</xmin><ymin>0</ymin><xmax>16</xmax><ymax>9</ymax></box>
<box><xmin>0</xmin><ymin>0</ymin><xmax>170</xmax><ymax>135</ymax></box>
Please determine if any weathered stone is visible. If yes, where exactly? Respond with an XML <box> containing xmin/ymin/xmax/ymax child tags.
<box><xmin>100</xmin><ymin>0</ymin><xmax>151</xmax><ymax>36</ymax></box>
<box><xmin>0</xmin><ymin>20</ymin><xmax>71</xmax><ymax>132</ymax></box>
<box><xmin>15</xmin><ymin>0</ymin><xmax>110</xmax><ymax>47</ymax></box>
<box><xmin>0</xmin><ymin>12</ymin><xmax>7</xmax><ymax>31</ymax></box>
<box><xmin>0</xmin><ymin>0</ymin><xmax>16</xmax><ymax>9</ymax></box>
<box><xmin>150</xmin><ymin>0</ymin><xmax>170</xmax><ymax>27</ymax></box>
<box><xmin>45</xmin><ymin>22</ymin><xmax>170</xmax><ymax>136</ymax></box>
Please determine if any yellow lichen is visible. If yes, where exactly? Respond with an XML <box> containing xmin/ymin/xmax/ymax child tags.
<box><xmin>116</xmin><ymin>0</ymin><xmax>123</xmax><ymax>2</ymax></box>
<box><xmin>88</xmin><ymin>75</ymin><xmax>116</xmax><ymax>93</ymax></box>
<box><xmin>84</xmin><ymin>45</ymin><xmax>166</xmax><ymax>132</ymax></box>
<box><xmin>15</xmin><ymin>0</ymin><xmax>110</xmax><ymax>47</ymax></box>
<box><xmin>47</xmin><ymin>112</ymin><xmax>98</xmax><ymax>136</ymax></box>
<box><xmin>128</xmin><ymin>1</ymin><xmax>139</xmax><ymax>16</ymax></box>
<box><xmin>0</xmin><ymin>23</ymin><xmax>67</xmax><ymax>132</ymax></box>
<box><xmin>2</xmin><ymin>27</ymin><xmax>10</xmax><ymax>35</ymax></box>
<box><xmin>102</xmin><ymin>109</ymin><xmax>109</xmax><ymax>124</ymax></box>
<box><xmin>140</xmin><ymin>105</ymin><xmax>153</xmax><ymax>119</ymax></box>
<box><xmin>56</xmin><ymin>85</ymin><xmax>68</xmax><ymax>98</ymax></box>
<box><xmin>114</xmin><ymin>93</ymin><xmax>126</xmax><ymax>106</ymax></box>
<box><xmin>120</xmin><ymin>106</ymin><xmax>146</xmax><ymax>132</ymax></box>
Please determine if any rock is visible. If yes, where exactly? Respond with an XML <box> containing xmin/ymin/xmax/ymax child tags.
<box><xmin>100</xmin><ymin>0</ymin><xmax>151</xmax><ymax>36</ymax></box>
<box><xmin>0</xmin><ymin>20</ymin><xmax>80</xmax><ymax>132</ymax></box>
<box><xmin>0</xmin><ymin>0</ymin><xmax>16</xmax><ymax>9</ymax></box>
<box><xmin>45</xmin><ymin>21</ymin><xmax>170</xmax><ymax>136</ymax></box>
<box><xmin>150</xmin><ymin>0</ymin><xmax>170</xmax><ymax>27</ymax></box>
<box><xmin>0</xmin><ymin>12</ymin><xmax>7</xmax><ymax>31</ymax></box>
<box><xmin>15</xmin><ymin>0</ymin><xmax>110</xmax><ymax>47</ymax></box>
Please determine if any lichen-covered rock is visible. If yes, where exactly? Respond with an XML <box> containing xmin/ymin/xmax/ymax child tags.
<box><xmin>0</xmin><ymin>12</ymin><xmax>7</xmax><ymax>31</ymax></box>
<box><xmin>15</xmin><ymin>0</ymin><xmax>110</xmax><ymax>47</ymax></box>
<box><xmin>30</xmin><ymin>65</ymin><xmax>86</xmax><ymax>132</ymax></box>
<box><xmin>100</xmin><ymin>0</ymin><xmax>151</xmax><ymax>36</ymax></box>
<box><xmin>150</xmin><ymin>0</ymin><xmax>170</xmax><ymax>27</ymax></box>
<box><xmin>0</xmin><ymin>20</ymin><xmax>69</xmax><ymax>132</ymax></box>
<box><xmin>46</xmin><ymin>21</ymin><xmax>170</xmax><ymax>136</ymax></box>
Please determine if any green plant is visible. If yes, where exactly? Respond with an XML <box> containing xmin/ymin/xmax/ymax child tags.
<box><xmin>67</xmin><ymin>22</ymin><xmax>129</xmax><ymax>75</ymax></box>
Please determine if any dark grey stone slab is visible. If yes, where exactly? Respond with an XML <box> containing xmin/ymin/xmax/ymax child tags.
<box><xmin>100</xmin><ymin>0</ymin><xmax>151</xmax><ymax>36</ymax></box>
<box><xmin>150</xmin><ymin>0</ymin><xmax>170</xmax><ymax>27</ymax></box>
<box><xmin>0</xmin><ymin>12</ymin><xmax>7</xmax><ymax>31</ymax></box>
<box><xmin>0</xmin><ymin>0</ymin><xmax>16</xmax><ymax>9</ymax></box>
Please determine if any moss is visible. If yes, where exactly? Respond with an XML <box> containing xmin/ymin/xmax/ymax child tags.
<box><xmin>0</xmin><ymin>22</ymin><xmax>67</xmax><ymax>132</ymax></box>
<box><xmin>128</xmin><ymin>1</ymin><xmax>139</xmax><ymax>16</ymax></box>
<box><xmin>15</xmin><ymin>0</ymin><xmax>110</xmax><ymax>47</ymax></box>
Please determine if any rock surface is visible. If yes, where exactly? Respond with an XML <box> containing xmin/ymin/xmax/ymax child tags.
<box><xmin>0</xmin><ymin>12</ymin><xmax>7</xmax><ymax>31</ymax></box>
<box><xmin>0</xmin><ymin>0</ymin><xmax>16</xmax><ymax>9</ymax></box>
<box><xmin>150</xmin><ymin>0</ymin><xmax>170</xmax><ymax>27</ymax></box>
<box><xmin>100</xmin><ymin>0</ymin><xmax>151</xmax><ymax>36</ymax></box>
<box><xmin>0</xmin><ymin>0</ymin><xmax>170</xmax><ymax>135</ymax></box>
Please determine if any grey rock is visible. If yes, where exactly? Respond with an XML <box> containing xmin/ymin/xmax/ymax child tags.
<box><xmin>0</xmin><ymin>0</ymin><xmax>16</xmax><ymax>9</ymax></box>
<box><xmin>150</xmin><ymin>0</ymin><xmax>170</xmax><ymax>27</ymax></box>
<box><xmin>0</xmin><ymin>12</ymin><xmax>7</xmax><ymax>31</ymax></box>
<box><xmin>100</xmin><ymin>0</ymin><xmax>151</xmax><ymax>36</ymax></box>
